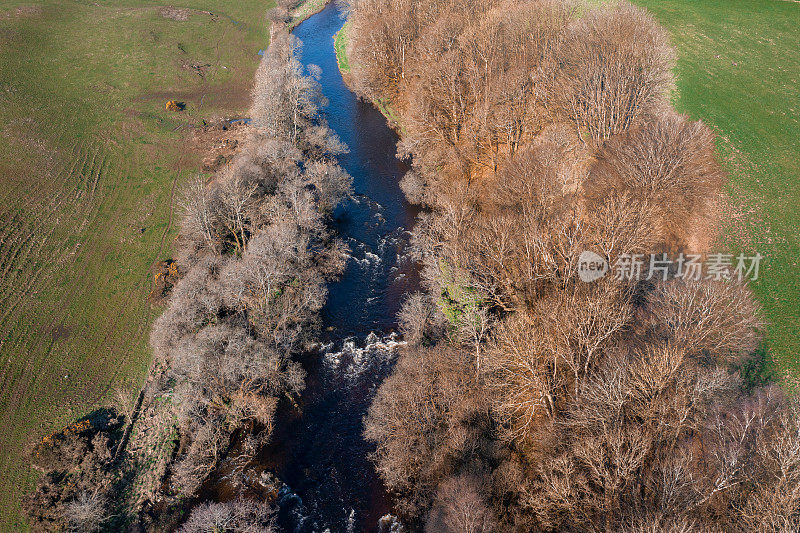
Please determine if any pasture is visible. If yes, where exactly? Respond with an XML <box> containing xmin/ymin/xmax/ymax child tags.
<box><xmin>0</xmin><ymin>1</ymin><xmax>273</xmax><ymax>528</ymax></box>
<box><xmin>632</xmin><ymin>0</ymin><xmax>800</xmax><ymax>376</ymax></box>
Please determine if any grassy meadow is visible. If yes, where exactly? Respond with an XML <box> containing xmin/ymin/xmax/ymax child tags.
<box><xmin>631</xmin><ymin>0</ymin><xmax>800</xmax><ymax>376</ymax></box>
<box><xmin>0</xmin><ymin>1</ymin><xmax>274</xmax><ymax>528</ymax></box>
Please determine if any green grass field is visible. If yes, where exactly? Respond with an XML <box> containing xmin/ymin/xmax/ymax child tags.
<box><xmin>0</xmin><ymin>1</ymin><xmax>274</xmax><ymax>528</ymax></box>
<box><xmin>631</xmin><ymin>0</ymin><xmax>800</xmax><ymax>376</ymax></box>
<box><xmin>1</xmin><ymin>0</ymin><xmax>798</xmax><ymax>528</ymax></box>
<box><xmin>334</xmin><ymin>19</ymin><xmax>351</xmax><ymax>73</ymax></box>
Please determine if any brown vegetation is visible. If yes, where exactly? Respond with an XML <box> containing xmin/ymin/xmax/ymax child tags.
<box><xmin>585</xmin><ymin>111</ymin><xmax>725</xmax><ymax>249</ymax></box>
<box><xmin>351</xmin><ymin>0</ymin><xmax>800</xmax><ymax>530</ymax></box>
<box><xmin>23</xmin><ymin>29</ymin><xmax>352</xmax><ymax>530</ymax></box>
<box><xmin>551</xmin><ymin>3</ymin><xmax>675</xmax><ymax>144</ymax></box>
<box><xmin>22</xmin><ymin>410</ymin><xmax>123</xmax><ymax>532</ymax></box>
<box><xmin>179</xmin><ymin>499</ymin><xmax>276</xmax><ymax>533</ymax></box>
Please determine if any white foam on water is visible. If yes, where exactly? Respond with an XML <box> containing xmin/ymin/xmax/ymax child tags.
<box><xmin>278</xmin><ymin>485</ymin><xmax>312</xmax><ymax>533</ymax></box>
<box><xmin>323</xmin><ymin>332</ymin><xmax>405</xmax><ymax>384</ymax></box>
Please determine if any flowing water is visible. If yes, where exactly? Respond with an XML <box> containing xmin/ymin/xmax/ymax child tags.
<box><xmin>246</xmin><ymin>3</ymin><xmax>418</xmax><ymax>531</ymax></box>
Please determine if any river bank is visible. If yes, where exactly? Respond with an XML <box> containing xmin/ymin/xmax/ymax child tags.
<box><xmin>116</xmin><ymin>3</ymin><xmax>418</xmax><ymax>530</ymax></box>
<box><xmin>256</xmin><ymin>3</ymin><xmax>420</xmax><ymax>531</ymax></box>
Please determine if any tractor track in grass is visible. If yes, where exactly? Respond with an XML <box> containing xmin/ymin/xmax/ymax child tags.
<box><xmin>0</xmin><ymin>141</ymin><xmax>107</xmax><ymax>430</ymax></box>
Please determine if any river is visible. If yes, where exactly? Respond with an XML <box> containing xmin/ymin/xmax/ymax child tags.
<box><xmin>260</xmin><ymin>3</ymin><xmax>418</xmax><ymax>531</ymax></box>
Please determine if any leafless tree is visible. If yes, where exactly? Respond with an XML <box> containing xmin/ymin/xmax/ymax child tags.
<box><xmin>61</xmin><ymin>491</ymin><xmax>109</xmax><ymax>533</ymax></box>
<box><xmin>364</xmin><ymin>345</ymin><xmax>492</xmax><ymax>519</ymax></box>
<box><xmin>551</xmin><ymin>2</ymin><xmax>675</xmax><ymax>144</ymax></box>
<box><xmin>399</xmin><ymin>170</ymin><xmax>428</xmax><ymax>205</ymax></box>
<box><xmin>350</xmin><ymin>0</ymin><xmax>800</xmax><ymax>531</ymax></box>
<box><xmin>585</xmin><ymin>112</ymin><xmax>724</xmax><ymax>249</ymax></box>
<box><xmin>303</xmin><ymin>160</ymin><xmax>353</xmax><ymax>213</ymax></box>
<box><xmin>645</xmin><ymin>279</ymin><xmax>762</xmax><ymax>363</ymax></box>
<box><xmin>427</xmin><ymin>475</ymin><xmax>493</xmax><ymax>533</ymax></box>
<box><xmin>180</xmin><ymin>174</ymin><xmax>218</xmax><ymax>251</ymax></box>
<box><xmin>398</xmin><ymin>292</ymin><xmax>444</xmax><ymax>347</ymax></box>
<box><xmin>180</xmin><ymin>498</ymin><xmax>276</xmax><ymax>533</ymax></box>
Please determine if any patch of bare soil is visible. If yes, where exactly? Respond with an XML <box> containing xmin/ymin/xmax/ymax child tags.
<box><xmin>159</xmin><ymin>7</ymin><xmax>191</xmax><ymax>21</ymax></box>
<box><xmin>49</xmin><ymin>324</ymin><xmax>72</xmax><ymax>342</ymax></box>
<box><xmin>189</xmin><ymin>119</ymin><xmax>248</xmax><ymax>172</ymax></box>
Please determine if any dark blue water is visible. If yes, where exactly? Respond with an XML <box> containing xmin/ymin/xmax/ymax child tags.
<box><xmin>294</xmin><ymin>3</ymin><xmax>420</xmax><ymax>340</ymax></box>
<box><xmin>267</xmin><ymin>4</ymin><xmax>419</xmax><ymax>531</ymax></box>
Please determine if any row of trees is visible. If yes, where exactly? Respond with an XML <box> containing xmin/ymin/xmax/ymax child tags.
<box><xmin>24</xmin><ymin>30</ymin><xmax>350</xmax><ymax>532</ymax></box>
<box><xmin>152</xmin><ymin>28</ymin><xmax>351</xmax><ymax>524</ymax></box>
<box><xmin>350</xmin><ymin>0</ymin><xmax>675</xmax><ymax>186</ymax></box>
<box><xmin>348</xmin><ymin>0</ymin><xmax>800</xmax><ymax>531</ymax></box>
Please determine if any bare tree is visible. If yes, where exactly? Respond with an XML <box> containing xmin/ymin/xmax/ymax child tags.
<box><xmin>349</xmin><ymin>0</ymin><xmax>800</xmax><ymax>531</ymax></box>
<box><xmin>427</xmin><ymin>475</ymin><xmax>493</xmax><ymax>533</ymax></box>
<box><xmin>180</xmin><ymin>498</ymin><xmax>276</xmax><ymax>533</ymax></box>
<box><xmin>551</xmin><ymin>2</ymin><xmax>675</xmax><ymax>144</ymax></box>
<box><xmin>180</xmin><ymin>174</ymin><xmax>218</xmax><ymax>251</ymax></box>
<box><xmin>455</xmin><ymin>300</ymin><xmax>494</xmax><ymax>375</ymax></box>
<box><xmin>585</xmin><ymin>112</ymin><xmax>724</xmax><ymax>249</ymax></box>
<box><xmin>364</xmin><ymin>345</ymin><xmax>491</xmax><ymax>519</ymax></box>
<box><xmin>645</xmin><ymin>279</ymin><xmax>762</xmax><ymax>363</ymax></box>
<box><xmin>303</xmin><ymin>160</ymin><xmax>353</xmax><ymax>213</ymax></box>
<box><xmin>62</xmin><ymin>491</ymin><xmax>110</xmax><ymax>533</ymax></box>
<box><xmin>398</xmin><ymin>292</ymin><xmax>443</xmax><ymax>347</ymax></box>
<box><xmin>216</xmin><ymin>172</ymin><xmax>259</xmax><ymax>255</ymax></box>
<box><xmin>399</xmin><ymin>170</ymin><xmax>428</xmax><ymax>205</ymax></box>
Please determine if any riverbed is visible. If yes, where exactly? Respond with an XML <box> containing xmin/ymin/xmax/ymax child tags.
<box><xmin>267</xmin><ymin>3</ymin><xmax>418</xmax><ymax>531</ymax></box>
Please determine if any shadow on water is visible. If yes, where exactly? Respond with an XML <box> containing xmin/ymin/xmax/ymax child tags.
<box><xmin>204</xmin><ymin>3</ymin><xmax>420</xmax><ymax>532</ymax></box>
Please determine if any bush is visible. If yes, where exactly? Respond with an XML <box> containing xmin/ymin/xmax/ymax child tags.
<box><xmin>23</xmin><ymin>410</ymin><xmax>123</xmax><ymax>532</ymax></box>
